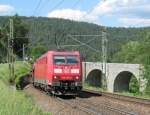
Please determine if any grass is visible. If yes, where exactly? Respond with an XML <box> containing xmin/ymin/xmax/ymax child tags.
<box><xmin>83</xmin><ymin>83</ymin><xmax>104</xmax><ymax>92</ymax></box>
<box><xmin>0</xmin><ymin>80</ymin><xmax>50</xmax><ymax>115</ymax></box>
<box><xmin>0</xmin><ymin>61</ymin><xmax>31</xmax><ymax>85</ymax></box>
<box><xmin>116</xmin><ymin>91</ymin><xmax>150</xmax><ymax>99</ymax></box>
<box><xmin>0</xmin><ymin>61</ymin><xmax>50</xmax><ymax>115</ymax></box>
<box><xmin>84</xmin><ymin>83</ymin><xmax>150</xmax><ymax>99</ymax></box>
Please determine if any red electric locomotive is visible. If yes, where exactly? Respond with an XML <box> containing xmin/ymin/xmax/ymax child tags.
<box><xmin>32</xmin><ymin>50</ymin><xmax>82</xmax><ymax>95</ymax></box>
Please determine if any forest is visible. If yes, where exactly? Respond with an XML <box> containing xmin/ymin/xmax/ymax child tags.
<box><xmin>0</xmin><ymin>15</ymin><xmax>150</xmax><ymax>62</ymax></box>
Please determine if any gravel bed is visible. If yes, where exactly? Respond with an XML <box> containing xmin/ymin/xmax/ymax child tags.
<box><xmin>24</xmin><ymin>85</ymin><xmax>87</xmax><ymax>115</ymax></box>
<box><xmin>78</xmin><ymin>91</ymin><xmax>150</xmax><ymax>115</ymax></box>
<box><xmin>24</xmin><ymin>85</ymin><xmax>150</xmax><ymax>115</ymax></box>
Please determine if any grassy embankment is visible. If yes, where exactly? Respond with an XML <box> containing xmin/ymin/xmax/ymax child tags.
<box><xmin>0</xmin><ymin>61</ymin><xmax>31</xmax><ymax>84</ymax></box>
<box><xmin>84</xmin><ymin>83</ymin><xmax>150</xmax><ymax>99</ymax></box>
<box><xmin>116</xmin><ymin>92</ymin><xmax>150</xmax><ymax>99</ymax></box>
<box><xmin>83</xmin><ymin>83</ymin><xmax>103</xmax><ymax>92</ymax></box>
<box><xmin>0</xmin><ymin>61</ymin><xmax>50</xmax><ymax>115</ymax></box>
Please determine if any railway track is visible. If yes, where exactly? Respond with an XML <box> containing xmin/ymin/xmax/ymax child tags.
<box><xmin>55</xmin><ymin>96</ymin><xmax>137</xmax><ymax>115</ymax></box>
<box><xmin>56</xmin><ymin>97</ymin><xmax>101</xmax><ymax>115</ymax></box>
<box><xmin>76</xmin><ymin>97</ymin><xmax>137</xmax><ymax>115</ymax></box>
<box><xmin>83</xmin><ymin>89</ymin><xmax>150</xmax><ymax>106</ymax></box>
<box><xmin>24</xmin><ymin>85</ymin><xmax>150</xmax><ymax>115</ymax></box>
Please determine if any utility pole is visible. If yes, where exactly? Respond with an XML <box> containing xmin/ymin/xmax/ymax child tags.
<box><xmin>23</xmin><ymin>44</ymin><xmax>25</xmax><ymax>61</ymax></box>
<box><xmin>102</xmin><ymin>26</ymin><xmax>107</xmax><ymax>90</ymax></box>
<box><xmin>8</xmin><ymin>19</ymin><xmax>14</xmax><ymax>82</ymax></box>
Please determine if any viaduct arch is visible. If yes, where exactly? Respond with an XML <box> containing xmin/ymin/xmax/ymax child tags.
<box><xmin>82</xmin><ymin>62</ymin><xmax>145</xmax><ymax>92</ymax></box>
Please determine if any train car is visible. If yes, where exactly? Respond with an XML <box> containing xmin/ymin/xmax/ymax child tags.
<box><xmin>32</xmin><ymin>50</ymin><xmax>82</xmax><ymax>95</ymax></box>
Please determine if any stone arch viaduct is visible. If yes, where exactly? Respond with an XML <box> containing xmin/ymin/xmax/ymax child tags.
<box><xmin>82</xmin><ymin>62</ymin><xmax>146</xmax><ymax>92</ymax></box>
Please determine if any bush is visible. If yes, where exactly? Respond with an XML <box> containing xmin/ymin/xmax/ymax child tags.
<box><xmin>0</xmin><ymin>61</ymin><xmax>31</xmax><ymax>88</ymax></box>
<box><xmin>129</xmin><ymin>76</ymin><xmax>140</xmax><ymax>93</ymax></box>
<box><xmin>144</xmin><ymin>65</ymin><xmax>150</xmax><ymax>96</ymax></box>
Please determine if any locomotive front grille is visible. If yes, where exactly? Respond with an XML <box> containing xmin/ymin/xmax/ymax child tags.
<box><xmin>52</xmin><ymin>81</ymin><xmax>82</xmax><ymax>87</ymax></box>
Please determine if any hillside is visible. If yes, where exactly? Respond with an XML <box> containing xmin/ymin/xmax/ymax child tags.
<box><xmin>0</xmin><ymin>16</ymin><xmax>150</xmax><ymax>62</ymax></box>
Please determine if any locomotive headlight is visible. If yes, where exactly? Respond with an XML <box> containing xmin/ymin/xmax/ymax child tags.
<box><xmin>54</xmin><ymin>76</ymin><xmax>57</xmax><ymax>79</ymax></box>
<box><xmin>71</xmin><ymin>69</ymin><xmax>79</xmax><ymax>73</ymax></box>
<box><xmin>75</xmin><ymin>76</ymin><xmax>79</xmax><ymax>80</ymax></box>
<box><xmin>53</xmin><ymin>76</ymin><xmax>59</xmax><ymax>79</ymax></box>
<box><xmin>54</xmin><ymin>69</ymin><xmax>62</xmax><ymax>73</ymax></box>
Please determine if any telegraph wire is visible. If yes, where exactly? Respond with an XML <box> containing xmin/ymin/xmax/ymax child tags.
<box><xmin>61</xmin><ymin>35</ymin><xmax>102</xmax><ymax>48</ymax></box>
<box><xmin>30</xmin><ymin>0</ymin><xmax>65</xmax><ymax>50</ymax></box>
<box><xmin>71</xmin><ymin>0</ymin><xmax>81</xmax><ymax>8</ymax></box>
<box><xmin>16</xmin><ymin>36</ymin><xmax>43</xmax><ymax>53</ymax></box>
<box><xmin>53</xmin><ymin>0</ymin><xmax>82</xmax><ymax>48</ymax></box>
<box><xmin>49</xmin><ymin>0</ymin><xmax>65</xmax><ymax>12</ymax></box>
<box><xmin>32</xmin><ymin>0</ymin><xmax>43</xmax><ymax>16</ymax></box>
<box><xmin>52</xmin><ymin>0</ymin><xmax>99</xmax><ymax>49</ymax></box>
<box><xmin>36</xmin><ymin>0</ymin><xmax>52</xmax><ymax>16</ymax></box>
<box><xmin>67</xmin><ymin>34</ymin><xmax>101</xmax><ymax>53</ymax></box>
<box><xmin>28</xmin><ymin>0</ymin><xmax>81</xmax><ymax>50</ymax></box>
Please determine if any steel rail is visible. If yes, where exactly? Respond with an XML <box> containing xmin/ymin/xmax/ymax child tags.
<box><xmin>56</xmin><ymin>97</ymin><xmax>102</xmax><ymax>115</ymax></box>
<box><xmin>102</xmin><ymin>92</ymin><xmax>150</xmax><ymax>106</ymax></box>
<box><xmin>83</xmin><ymin>89</ymin><xmax>150</xmax><ymax>106</ymax></box>
<box><xmin>76</xmin><ymin>98</ymin><xmax>137</xmax><ymax>115</ymax></box>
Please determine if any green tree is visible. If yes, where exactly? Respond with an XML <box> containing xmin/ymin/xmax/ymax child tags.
<box><xmin>112</xmin><ymin>41</ymin><xmax>141</xmax><ymax>63</ymax></box>
<box><xmin>31</xmin><ymin>44</ymin><xmax>48</xmax><ymax>61</ymax></box>
<box><xmin>112</xmin><ymin>33</ymin><xmax>150</xmax><ymax>95</ymax></box>
<box><xmin>129</xmin><ymin>76</ymin><xmax>139</xmax><ymax>93</ymax></box>
<box><xmin>0</xmin><ymin>27</ymin><xmax>8</xmax><ymax>62</ymax></box>
<box><xmin>13</xmin><ymin>14</ymin><xmax>29</xmax><ymax>58</ymax></box>
<box><xmin>141</xmin><ymin>34</ymin><xmax>150</xmax><ymax>95</ymax></box>
<box><xmin>0</xmin><ymin>15</ymin><xmax>29</xmax><ymax>62</ymax></box>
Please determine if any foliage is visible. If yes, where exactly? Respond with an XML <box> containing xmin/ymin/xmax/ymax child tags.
<box><xmin>0</xmin><ymin>80</ymin><xmax>50</xmax><ymax>115</ymax></box>
<box><xmin>129</xmin><ymin>76</ymin><xmax>139</xmax><ymax>93</ymax></box>
<box><xmin>0</xmin><ymin>15</ymin><xmax>29</xmax><ymax>63</ymax></box>
<box><xmin>116</xmin><ymin>91</ymin><xmax>150</xmax><ymax>99</ymax></box>
<box><xmin>12</xmin><ymin>14</ymin><xmax>29</xmax><ymax>57</ymax></box>
<box><xmin>0</xmin><ymin>16</ymin><xmax>150</xmax><ymax>62</ymax></box>
<box><xmin>0</xmin><ymin>25</ymin><xmax>8</xmax><ymax>62</ymax></box>
<box><xmin>112</xmin><ymin>41</ymin><xmax>141</xmax><ymax>63</ymax></box>
<box><xmin>31</xmin><ymin>44</ymin><xmax>48</xmax><ymax>61</ymax></box>
<box><xmin>112</xmin><ymin>33</ymin><xmax>150</xmax><ymax>95</ymax></box>
<box><xmin>0</xmin><ymin>61</ymin><xmax>31</xmax><ymax>87</ymax></box>
<box><xmin>0</xmin><ymin>62</ymin><xmax>50</xmax><ymax>115</ymax></box>
<box><xmin>84</xmin><ymin>83</ymin><xmax>103</xmax><ymax>92</ymax></box>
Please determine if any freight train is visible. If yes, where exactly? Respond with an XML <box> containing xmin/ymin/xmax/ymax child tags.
<box><xmin>32</xmin><ymin>50</ymin><xmax>82</xmax><ymax>95</ymax></box>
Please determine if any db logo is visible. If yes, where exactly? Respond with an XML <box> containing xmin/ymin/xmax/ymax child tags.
<box><xmin>64</xmin><ymin>67</ymin><xmax>69</xmax><ymax>73</ymax></box>
<box><xmin>64</xmin><ymin>69</ymin><xmax>69</xmax><ymax>73</ymax></box>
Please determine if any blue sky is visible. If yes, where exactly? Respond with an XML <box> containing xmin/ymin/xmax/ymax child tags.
<box><xmin>0</xmin><ymin>0</ymin><xmax>150</xmax><ymax>27</ymax></box>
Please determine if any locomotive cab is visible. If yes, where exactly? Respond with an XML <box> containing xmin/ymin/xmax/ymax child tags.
<box><xmin>33</xmin><ymin>51</ymin><xmax>82</xmax><ymax>95</ymax></box>
<box><xmin>52</xmin><ymin>55</ymin><xmax>82</xmax><ymax>95</ymax></box>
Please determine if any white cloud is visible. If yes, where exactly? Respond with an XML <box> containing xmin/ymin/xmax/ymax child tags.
<box><xmin>119</xmin><ymin>17</ymin><xmax>150</xmax><ymax>27</ymax></box>
<box><xmin>91</xmin><ymin>0</ymin><xmax>150</xmax><ymax>26</ymax></box>
<box><xmin>47</xmin><ymin>0</ymin><xmax>150</xmax><ymax>27</ymax></box>
<box><xmin>47</xmin><ymin>9</ymin><xmax>98</xmax><ymax>23</ymax></box>
<box><xmin>0</xmin><ymin>5</ymin><xmax>14</xmax><ymax>13</ymax></box>
<box><xmin>92</xmin><ymin>0</ymin><xmax>150</xmax><ymax>16</ymax></box>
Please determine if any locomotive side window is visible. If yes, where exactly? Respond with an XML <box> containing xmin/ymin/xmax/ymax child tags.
<box><xmin>66</xmin><ymin>56</ymin><xmax>78</xmax><ymax>65</ymax></box>
<box><xmin>54</xmin><ymin>56</ymin><xmax>66</xmax><ymax>65</ymax></box>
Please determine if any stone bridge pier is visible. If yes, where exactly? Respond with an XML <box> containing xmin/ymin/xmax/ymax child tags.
<box><xmin>82</xmin><ymin>62</ymin><xmax>146</xmax><ymax>93</ymax></box>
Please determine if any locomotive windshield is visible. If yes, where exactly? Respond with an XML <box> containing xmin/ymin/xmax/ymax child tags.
<box><xmin>66</xmin><ymin>56</ymin><xmax>78</xmax><ymax>64</ymax></box>
<box><xmin>54</xmin><ymin>56</ymin><xmax>66</xmax><ymax>65</ymax></box>
<box><xmin>54</xmin><ymin>55</ymin><xmax>78</xmax><ymax>65</ymax></box>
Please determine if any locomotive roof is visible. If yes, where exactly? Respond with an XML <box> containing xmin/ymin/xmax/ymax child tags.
<box><xmin>48</xmin><ymin>50</ymin><xmax>79</xmax><ymax>55</ymax></box>
<box><xmin>36</xmin><ymin>50</ymin><xmax>80</xmax><ymax>61</ymax></box>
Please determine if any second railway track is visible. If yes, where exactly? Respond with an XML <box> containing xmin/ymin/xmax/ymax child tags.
<box><xmin>24</xmin><ymin>85</ymin><xmax>150</xmax><ymax>115</ymax></box>
<box><xmin>83</xmin><ymin>89</ymin><xmax>150</xmax><ymax>106</ymax></box>
<box><xmin>55</xmin><ymin>93</ymin><xmax>139</xmax><ymax>115</ymax></box>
